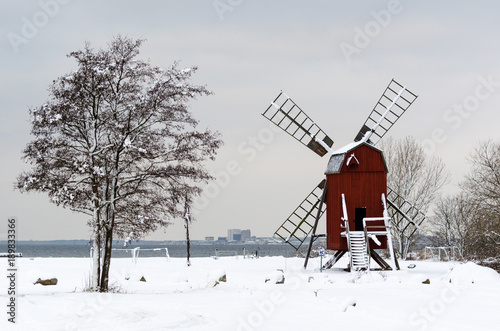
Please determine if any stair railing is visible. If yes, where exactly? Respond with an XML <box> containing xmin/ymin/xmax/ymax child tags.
<box><xmin>341</xmin><ymin>194</ymin><xmax>354</xmax><ymax>270</ymax></box>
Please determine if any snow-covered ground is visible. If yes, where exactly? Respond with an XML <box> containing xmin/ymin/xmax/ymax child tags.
<box><xmin>1</xmin><ymin>255</ymin><xmax>499</xmax><ymax>330</ymax></box>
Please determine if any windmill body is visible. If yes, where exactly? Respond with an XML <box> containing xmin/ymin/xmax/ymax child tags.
<box><xmin>325</xmin><ymin>141</ymin><xmax>388</xmax><ymax>251</ymax></box>
<box><xmin>262</xmin><ymin>79</ymin><xmax>422</xmax><ymax>271</ymax></box>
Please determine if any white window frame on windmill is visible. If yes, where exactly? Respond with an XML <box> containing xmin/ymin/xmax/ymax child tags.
<box><xmin>346</xmin><ymin>153</ymin><xmax>359</xmax><ymax>168</ymax></box>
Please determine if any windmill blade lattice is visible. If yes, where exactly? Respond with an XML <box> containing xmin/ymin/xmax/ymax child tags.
<box><xmin>274</xmin><ymin>180</ymin><xmax>327</xmax><ymax>250</ymax></box>
<box><xmin>386</xmin><ymin>186</ymin><xmax>427</xmax><ymax>237</ymax></box>
<box><xmin>263</xmin><ymin>91</ymin><xmax>334</xmax><ymax>157</ymax></box>
<box><xmin>354</xmin><ymin>79</ymin><xmax>418</xmax><ymax>145</ymax></box>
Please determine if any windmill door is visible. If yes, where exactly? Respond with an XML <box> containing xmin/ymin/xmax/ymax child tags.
<box><xmin>354</xmin><ymin>207</ymin><xmax>366</xmax><ymax>231</ymax></box>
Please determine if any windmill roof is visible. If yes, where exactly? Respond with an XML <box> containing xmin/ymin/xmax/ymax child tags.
<box><xmin>331</xmin><ymin>141</ymin><xmax>365</xmax><ymax>155</ymax></box>
<box><xmin>325</xmin><ymin>141</ymin><xmax>385</xmax><ymax>174</ymax></box>
<box><xmin>334</xmin><ymin>140</ymin><xmax>383</xmax><ymax>155</ymax></box>
<box><xmin>325</xmin><ymin>154</ymin><xmax>345</xmax><ymax>174</ymax></box>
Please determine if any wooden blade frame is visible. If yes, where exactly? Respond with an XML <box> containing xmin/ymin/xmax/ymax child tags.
<box><xmin>274</xmin><ymin>180</ymin><xmax>327</xmax><ymax>250</ymax></box>
<box><xmin>386</xmin><ymin>186</ymin><xmax>427</xmax><ymax>238</ymax></box>
<box><xmin>354</xmin><ymin>79</ymin><xmax>418</xmax><ymax>145</ymax></box>
<box><xmin>263</xmin><ymin>91</ymin><xmax>334</xmax><ymax>157</ymax></box>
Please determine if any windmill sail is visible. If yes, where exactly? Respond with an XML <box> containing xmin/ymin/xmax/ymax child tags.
<box><xmin>386</xmin><ymin>186</ymin><xmax>427</xmax><ymax>237</ymax></box>
<box><xmin>262</xmin><ymin>91</ymin><xmax>334</xmax><ymax>156</ymax></box>
<box><xmin>354</xmin><ymin>79</ymin><xmax>418</xmax><ymax>145</ymax></box>
<box><xmin>274</xmin><ymin>180</ymin><xmax>327</xmax><ymax>250</ymax></box>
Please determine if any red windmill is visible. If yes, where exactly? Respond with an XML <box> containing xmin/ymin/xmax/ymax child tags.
<box><xmin>262</xmin><ymin>79</ymin><xmax>425</xmax><ymax>270</ymax></box>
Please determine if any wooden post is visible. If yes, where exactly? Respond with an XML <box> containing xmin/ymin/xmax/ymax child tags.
<box><xmin>184</xmin><ymin>198</ymin><xmax>191</xmax><ymax>267</ymax></box>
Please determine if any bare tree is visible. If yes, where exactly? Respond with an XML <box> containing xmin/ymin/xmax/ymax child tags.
<box><xmin>17</xmin><ymin>36</ymin><xmax>222</xmax><ymax>291</ymax></box>
<box><xmin>462</xmin><ymin>139</ymin><xmax>500</xmax><ymax>211</ymax></box>
<box><xmin>431</xmin><ymin>193</ymin><xmax>475</xmax><ymax>257</ymax></box>
<box><xmin>380</xmin><ymin>136</ymin><xmax>450</xmax><ymax>258</ymax></box>
<box><xmin>460</xmin><ymin>139</ymin><xmax>500</xmax><ymax>259</ymax></box>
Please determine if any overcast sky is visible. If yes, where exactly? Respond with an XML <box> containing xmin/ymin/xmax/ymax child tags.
<box><xmin>1</xmin><ymin>0</ymin><xmax>499</xmax><ymax>241</ymax></box>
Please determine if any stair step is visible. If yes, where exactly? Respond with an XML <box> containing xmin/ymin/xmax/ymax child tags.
<box><xmin>348</xmin><ymin>230</ymin><xmax>369</xmax><ymax>270</ymax></box>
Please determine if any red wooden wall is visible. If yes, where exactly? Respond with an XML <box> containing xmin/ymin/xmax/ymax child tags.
<box><xmin>325</xmin><ymin>143</ymin><xmax>388</xmax><ymax>250</ymax></box>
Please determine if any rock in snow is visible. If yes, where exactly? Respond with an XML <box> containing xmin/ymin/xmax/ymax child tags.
<box><xmin>34</xmin><ymin>278</ymin><xmax>58</xmax><ymax>286</ymax></box>
<box><xmin>208</xmin><ymin>268</ymin><xmax>226</xmax><ymax>283</ymax></box>
<box><xmin>265</xmin><ymin>269</ymin><xmax>285</xmax><ymax>284</ymax></box>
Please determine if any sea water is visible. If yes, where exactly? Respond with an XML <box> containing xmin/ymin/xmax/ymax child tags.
<box><xmin>11</xmin><ymin>243</ymin><xmax>298</xmax><ymax>258</ymax></box>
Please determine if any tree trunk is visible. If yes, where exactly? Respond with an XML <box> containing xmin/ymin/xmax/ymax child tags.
<box><xmin>91</xmin><ymin>224</ymin><xmax>101</xmax><ymax>291</ymax></box>
<box><xmin>91</xmin><ymin>184</ymin><xmax>101</xmax><ymax>291</ymax></box>
<box><xmin>185</xmin><ymin>218</ymin><xmax>191</xmax><ymax>267</ymax></box>
<box><xmin>185</xmin><ymin>200</ymin><xmax>191</xmax><ymax>267</ymax></box>
<box><xmin>99</xmin><ymin>222</ymin><xmax>113</xmax><ymax>292</ymax></box>
<box><xmin>99</xmin><ymin>150</ymin><xmax>120</xmax><ymax>292</ymax></box>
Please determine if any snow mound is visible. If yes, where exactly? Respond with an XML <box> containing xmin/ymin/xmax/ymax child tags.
<box><xmin>338</xmin><ymin>297</ymin><xmax>357</xmax><ymax>312</ymax></box>
<box><xmin>166</xmin><ymin>272</ymin><xmax>189</xmax><ymax>283</ymax></box>
<box><xmin>208</xmin><ymin>269</ymin><xmax>226</xmax><ymax>282</ymax></box>
<box><xmin>409</xmin><ymin>273</ymin><xmax>430</xmax><ymax>284</ymax></box>
<box><xmin>353</xmin><ymin>272</ymin><xmax>385</xmax><ymax>283</ymax></box>
<box><xmin>442</xmin><ymin>262</ymin><xmax>500</xmax><ymax>285</ymax></box>
<box><xmin>265</xmin><ymin>270</ymin><xmax>284</xmax><ymax>284</ymax></box>
<box><xmin>385</xmin><ymin>274</ymin><xmax>402</xmax><ymax>283</ymax></box>
<box><xmin>123</xmin><ymin>268</ymin><xmax>146</xmax><ymax>281</ymax></box>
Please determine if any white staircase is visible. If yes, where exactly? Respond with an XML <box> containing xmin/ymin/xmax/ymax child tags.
<box><xmin>339</xmin><ymin>193</ymin><xmax>397</xmax><ymax>272</ymax></box>
<box><xmin>348</xmin><ymin>231</ymin><xmax>369</xmax><ymax>270</ymax></box>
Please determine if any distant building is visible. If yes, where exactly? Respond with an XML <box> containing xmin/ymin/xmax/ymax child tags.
<box><xmin>205</xmin><ymin>236</ymin><xmax>214</xmax><ymax>241</ymax></box>
<box><xmin>217</xmin><ymin>236</ymin><xmax>227</xmax><ymax>242</ymax></box>
<box><xmin>227</xmin><ymin>229</ymin><xmax>251</xmax><ymax>242</ymax></box>
<box><xmin>227</xmin><ymin>229</ymin><xmax>241</xmax><ymax>241</ymax></box>
<box><xmin>241</xmin><ymin>229</ymin><xmax>251</xmax><ymax>241</ymax></box>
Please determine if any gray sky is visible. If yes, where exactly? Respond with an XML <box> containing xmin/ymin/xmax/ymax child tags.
<box><xmin>1</xmin><ymin>0</ymin><xmax>499</xmax><ymax>241</ymax></box>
